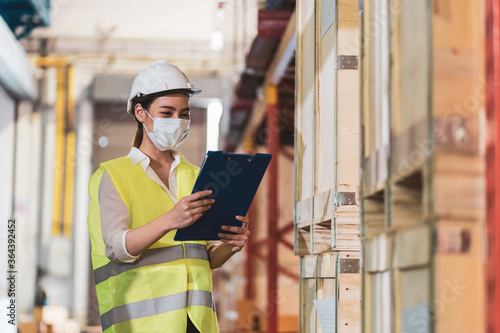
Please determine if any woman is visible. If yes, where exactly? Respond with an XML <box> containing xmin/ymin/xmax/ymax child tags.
<box><xmin>87</xmin><ymin>60</ymin><xmax>250</xmax><ymax>333</ymax></box>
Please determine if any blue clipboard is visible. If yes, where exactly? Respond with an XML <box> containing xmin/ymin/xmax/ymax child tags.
<box><xmin>174</xmin><ymin>151</ymin><xmax>272</xmax><ymax>241</ymax></box>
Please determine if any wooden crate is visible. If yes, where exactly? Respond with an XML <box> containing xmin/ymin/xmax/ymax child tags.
<box><xmin>295</xmin><ymin>0</ymin><xmax>361</xmax><ymax>251</ymax></box>
<box><xmin>360</xmin><ymin>0</ymin><xmax>487</xmax><ymax>332</ymax></box>
<box><xmin>295</xmin><ymin>0</ymin><xmax>362</xmax><ymax>332</ymax></box>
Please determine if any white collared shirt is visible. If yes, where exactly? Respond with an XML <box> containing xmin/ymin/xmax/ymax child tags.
<box><xmin>98</xmin><ymin>147</ymin><xmax>182</xmax><ymax>263</ymax></box>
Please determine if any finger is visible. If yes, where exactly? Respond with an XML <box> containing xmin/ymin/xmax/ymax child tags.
<box><xmin>189</xmin><ymin>190</ymin><xmax>213</xmax><ymax>201</ymax></box>
<box><xmin>235</xmin><ymin>216</ymin><xmax>249</xmax><ymax>228</ymax></box>
<box><xmin>190</xmin><ymin>198</ymin><xmax>215</xmax><ymax>208</ymax></box>
<box><xmin>190</xmin><ymin>205</ymin><xmax>212</xmax><ymax>216</ymax></box>
<box><xmin>235</xmin><ymin>215</ymin><xmax>249</xmax><ymax>222</ymax></box>
<box><xmin>220</xmin><ymin>238</ymin><xmax>246</xmax><ymax>246</ymax></box>
<box><xmin>218</xmin><ymin>232</ymin><xmax>248</xmax><ymax>240</ymax></box>
<box><xmin>221</xmin><ymin>225</ymin><xmax>248</xmax><ymax>234</ymax></box>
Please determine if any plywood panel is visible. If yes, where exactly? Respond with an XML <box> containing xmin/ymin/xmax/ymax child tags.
<box><xmin>336</xmin><ymin>216</ymin><xmax>361</xmax><ymax>252</ymax></box>
<box><xmin>302</xmin><ymin>255</ymin><xmax>318</xmax><ymax>279</ymax></box>
<box><xmin>338</xmin><ymin>251</ymin><xmax>361</xmax><ymax>260</ymax></box>
<box><xmin>337</xmin><ymin>273</ymin><xmax>362</xmax><ymax>333</ymax></box>
<box><xmin>297</xmin><ymin>0</ymin><xmax>316</xmax><ymax>202</ymax></box>
<box><xmin>394</xmin><ymin>267</ymin><xmax>431</xmax><ymax>333</ymax></box>
<box><xmin>314</xmin><ymin>220</ymin><xmax>334</xmax><ymax>253</ymax></box>
<box><xmin>390</xmin><ymin>0</ymin><xmax>430</xmax><ymax>181</ymax></box>
<box><xmin>317</xmin><ymin>0</ymin><xmax>336</xmax><ymax>195</ymax></box>
<box><xmin>361</xmin><ymin>0</ymin><xmax>389</xmax><ymax>195</ymax></box>
<box><xmin>313</xmin><ymin>189</ymin><xmax>335</xmax><ymax>223</ymax></box>
<box><xmin>433</xmin><ymin>0</ymin><xmax>484</xmax><ymax>119</ymax></box>
<box><xmin>396</xmin><ymin>0</ymin><xmax>429</xmax><ymax>135</ymax></box>
<box><xmin>390</xmin><ymin>0</ymin><xmax>401</xmax><ymax>138</ymax></box>
<box><xmin>297</xmin><ymin>197</ymin><xmax>314</xmax><ymax>223</ymax></box>
<box><xmin>318</xmin><ymin>277</ymin><xmax>336</xmax><ymax>299</ymax></box>
<box><xmin>317</xmin><ymin>278</ymin><xmax>337</xmax><ymax>333</ymax></box>
<box><xmin>433</xmin><ymin>0</ymin><xmax>484</xmax><ymax>156</ymax></box>
<box><xmin>363</xmin><ymin>270</ymin><xmax>372</xmax><ymax>333</ymax></box>
<box><xmin>433</xmin><ymin>171</ymin><xmax>485</xmax><ymax>221</ymax></box>
<box><xmin>361</xmin><ymin>0</ymin><xmax>371</xmax><ymax>159</ymax></box>
<box><xmin>434</xmin><ymin>220</ymin><xmax>485</xmax><ymax>333</ymax></box>
<box><xmin>337</xmin><ymin>0</ymin><xmax>360</xmax><ymax>194</ymax></box>
<box><xmin>317</xmin><ymin>253</ymin><xmax>337</xmax><ymax>278</ymax></box>
<box><xmin>393</xmin><ymin>224</ymin><xmax>431</xmax><ymax>269</ymax></box>
<box><xmin>369</xmin><ymin>272</ymin><xmax>392</xmax><ymax>333</ymax></box>
<box><xmin>301</xmin><ymin>278</ymin><xmax>317</xmax><ymax>333</ymax></box>
<box><xmin>366</xmin><ymin>0</ymin><xmax>390</xmax><ymax>157</ymax></box>
<box><xmin>365</xmin><ymin>233</ymin><xmax>392</xmax><ymax>273</ymax></box>
<box><xmin>433</xmin><ymin>144</ymin><xmax>485</xmax><ymax>222</ymax></box>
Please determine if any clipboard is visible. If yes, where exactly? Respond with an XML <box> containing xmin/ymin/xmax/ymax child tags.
<box><xmin>174</xmin><ymin>151</ymin><xmax>272</xmax><ymax>241</ymax></box>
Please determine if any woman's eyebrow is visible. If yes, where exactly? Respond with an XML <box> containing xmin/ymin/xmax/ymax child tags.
<box><xmin>158</xmin><ymin>106</ymin><xmax>191</xmax><ymax>112</ymax></box>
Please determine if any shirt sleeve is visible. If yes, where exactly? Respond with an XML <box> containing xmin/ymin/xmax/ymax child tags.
<box><xmin>98</xmin><ymin>170</ymin><xmax>140</xmax><ymax>263</ymax></box>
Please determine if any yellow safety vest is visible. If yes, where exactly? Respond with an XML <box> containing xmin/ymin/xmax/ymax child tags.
<box><xmin>87</xmin><ymin>155</ymin><xmax>219</xmax><ymax>333</ymax></box>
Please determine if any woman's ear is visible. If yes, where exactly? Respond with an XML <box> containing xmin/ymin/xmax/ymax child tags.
<box><xmin>134</xmin><ymin>103</ymin><xmax>145</xmax><ymax>123</ymax></box>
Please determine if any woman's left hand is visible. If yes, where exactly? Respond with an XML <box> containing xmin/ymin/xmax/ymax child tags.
<box><xmin>218</xmin><ymin>215</ymin><xmax>250</xmax><ymax>253</ymax></box>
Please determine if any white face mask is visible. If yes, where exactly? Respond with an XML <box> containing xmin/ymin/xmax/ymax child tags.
<box><xmin>143</xmin><ymin>109</ymin><xmax>190</xmax><ymax>151</ymax></box>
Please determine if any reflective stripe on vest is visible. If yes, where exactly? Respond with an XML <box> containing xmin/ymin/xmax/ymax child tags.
<box><xmin>93</xmin><ymin>243</ymin><xmax>209</xmax><ymax>285</ymax></box>
<box><xmin>100</xmin><ymin>289</ymin><xmax>216</xmax><ymax>331</ymax></box>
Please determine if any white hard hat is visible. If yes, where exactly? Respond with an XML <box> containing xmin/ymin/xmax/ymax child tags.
<box><xmin>127</xmin><ymin>60</ymin><xmax>201</xmax><ymax>114</ymax></box>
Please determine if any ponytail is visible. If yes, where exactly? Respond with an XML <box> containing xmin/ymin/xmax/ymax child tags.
<box><xmin>132</xmin><ymin>122</ymin><xmax>143</xmax><ymax>148</ymax></box>
<box><xmin>130</xmin><ymin>94</ymin><xmax>157</xmax><ymax>149</ymax></box>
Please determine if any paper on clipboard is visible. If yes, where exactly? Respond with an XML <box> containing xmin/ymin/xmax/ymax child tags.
<box><xmin>174</xmin><ymin>151</ymin><xmax>272</xmax><ymax>241</ymax></box>
<box><xmin>313</xmin><ymin>297</ymin><xmax>336</xmax><ymax>333</ymax></box>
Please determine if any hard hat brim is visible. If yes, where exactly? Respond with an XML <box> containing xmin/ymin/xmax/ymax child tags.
<box><xmin>127</xmin><ymin>88</ymin><xmax>202</xmax><ymax>114</ymax></box>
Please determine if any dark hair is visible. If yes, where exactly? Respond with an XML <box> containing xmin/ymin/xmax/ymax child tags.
<box><xmin>131</xmin><ymin>95</ymin><xmax>157</xmax><ymax>148</ymax></box>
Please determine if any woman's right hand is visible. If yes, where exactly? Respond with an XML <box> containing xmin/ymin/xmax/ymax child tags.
<box><xmin>165</xmin><ymin>190</ymin><xmax>214</xmax><ymax>230</ymax></box>
<box><xmin>124</xmin><ymin>190</ymin><xmax>214</xmax><ymax>257</ymax></box>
